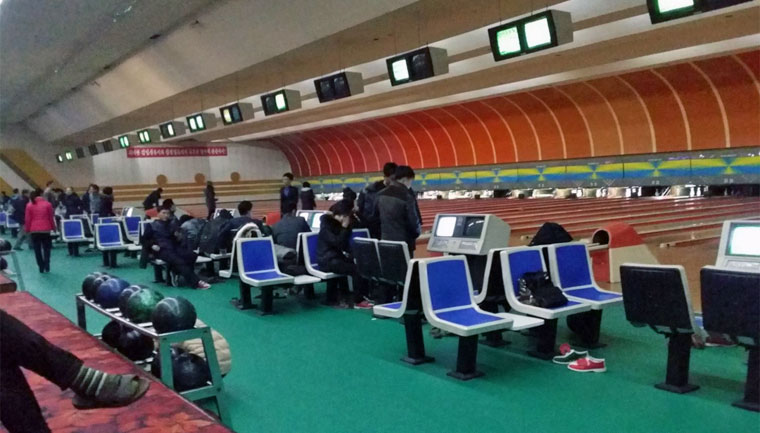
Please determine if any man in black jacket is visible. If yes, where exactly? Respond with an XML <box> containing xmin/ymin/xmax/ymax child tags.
<box><xmin>142</xmin><ymin>187</ymin><xmax>162</xmax><ymax>211</ymax></box>
<box><xmin>217</xmin><ymin>200</ymin><xmax>263</xmax><ymax>251</ymax></box>
<box><xmin>357</xmin><ymin>162</ymin><xmax>396</xmax><ymax>239</ymax></box>
<box><xmin>280</xmin><ymin>173</ymin><xmax>299</xmax><ymax>215</ymax></box>
<box><xmin>151</xmin><ymin>204</ymin><xmax>210</xmax><ymax>290</ymax></box>
<box><xmin>10</xmin><ymin>189</ymin><xmax>29</xmax><ymax>249</ymax></box>
<box><xmin>375</xmin><ymin>165</ymin><xmax>421</xmax><ymax>256</ymax></box>
<box><xmin>272</xmin><ymin>202</ymin><xmax>311</xmax><ymax>250</ymax></box>
<box><xmin>316</xmin><ymin>200</ymin><xmax>371</xmax><ymax>309</ymax></box>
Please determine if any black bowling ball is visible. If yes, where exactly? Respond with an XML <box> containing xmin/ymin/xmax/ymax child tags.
<box><xmin>84</xmin><ymin>275</ymin><xmax>111</xmax><ymax>300</ymax></box>
<box><xmin>101</xmin><ymin>320</ymin><xmax>122</xmax><ymax>349</ymax></box>
<box><xmin>117</xmin><ymin>329</ymin><xmax>154</xmax><ymax>361</ymax></box>
<box><xmin>150</xmin><ymin>348</ymin><xmax>211</xmax><ymax>391</ymax></box>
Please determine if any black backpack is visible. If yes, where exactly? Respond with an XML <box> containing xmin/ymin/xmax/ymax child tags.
<box><xmin>198</xmin><ymin>210</ymin><xmax>232</xmax><ymax>255</ymax></box>
<box><xmin>529</xmin><ymin>222</ymin><xmax>573</xmax><ymax>246</ymax></box>
<box><xmin>518</xmin><ymin>271</ymin><xmax>568</xmax><ymax>308</ymax></box>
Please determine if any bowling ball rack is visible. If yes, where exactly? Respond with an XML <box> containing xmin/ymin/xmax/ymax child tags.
<box><xmin>75</xmin><ymin>293</ymin><xmax>231</xmax><ymax>426</ymax></box>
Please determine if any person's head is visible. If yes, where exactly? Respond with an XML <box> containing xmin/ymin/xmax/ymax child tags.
<box><xmin>178</xmin><ymin>214</ymin><xmax>193</xmax><ymax>225</ymax></box>
<box><xmin>156</xmin><ymin>187</ymin><xmax>163</xmax><ymax>194</ymax></box>
<box><xmin>88</xmin><ymin>184</ymin><xmax>99</xmax><ymax>193</ymax></box>
<box><xmin>237</xmin><ymin>200</ymin><xmax>253</xmax><ymax>217</ymax></box>
<box><xmin>21</xmin><ymin>189</ymin><xmax>29</xmax><ymax>197</ymax></box>
<box><xmin>30</xmin><ymin>188</ymin><xmax>42</xmax><ymax>200</ymax></box>
<box><xmin>383</xmin><ymin>162</ymin><xmax>398</xmax><ymax>184</ymax></box>
<box><xmin>302</xmin><ymin>181</ymin><xmax>311</xmax><ymax>188</ymax></box>
<box><xmin>54</xmin><ymin>188</ymin><xmax>64</xmax><ymax>197</ymax></box>
<box><xmin>65</xmin><ymin>187</ymin><xmax>74</xmax><ymax>195</ymax></box>
<box><xmin>103</xmin><ymin>186</ymin><xmax>113</xmax><ymax>196</ymax></box>
<box><xmin>12</xmin><ymin>188</ymin><xmax>18</xmax><ymax>195</ymax></box>
<box><xmin>162</xmin><ymin>198</ymin><xmax>176</xmax><ymax>212</ymax></box>
<box><xmin>206</xmin><ymin>181</ymin><xmax>213</xmax><ymax>187</ymax></box>
<box><xmin>393</xmin><ymin>165</ymin><xmax>415</xmax><ymax>188</ymax></box>
<box><xmin>328</xmin><ymin>199</ymin><xmax>354</xmax><ymax>225</ymax></box>
<box><xmin>283</xmin><ymin>201</ymin><xmax>298</xmax><ymax>215</ymax></box>
<box><xmin>282</xmin><ymin>172</ymin><xmax>294</xmax><ymax>186</ymax></box>
<box><xmin>158</xmin><ymin>203</ymin><xmax>173</xmax><ymax>221</ymax></box>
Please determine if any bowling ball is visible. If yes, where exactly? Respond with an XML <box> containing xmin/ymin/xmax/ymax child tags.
<box><xmin>0</xmin><ymin>239</ymin><xmax>10</xmax><ymax>252</ymax></box>
<box><xmin>152</xmin><ymin>297</ymin><xmax>197</xmax><ymax>334</ymax></box>
<box><xmin>150</xmin><ymin>347</ymin><xmax>184</xmax><ymax>379</ymax></box>
<box><xmin>85</xmin><ymin>275</ymin><xmax>110</xmax><ymax>300</ymax></box>
<box><xmin>95</xmin><ymin>278</ymin><xmax>130</xmax><ymax>308</ymax></box>
<box><xmin>82</xmin><ymin>274</ymin><xmax>98</xmax><ymax>296</ymax></box>
<box><xmin>101</xmin><ymin>320</ymin><xmax>122</xmax><ymax>349</ymax></box>
<box><xmin>118</xmin><ymin>285</ymin><xmax>142</xmax><ymax>316</ymax></box>
<box><xmin>151</xmin><ymin>348</ymin><xmax>210</xmax><ymax>391</ymax></box>
<box><xmin>126</xmin><ymin>288</ymin><xmax>164</xmax><ymax>323</ymax></box>
<box><xmin>117</xmin><ymin>329</ymin><xmax>155</xmax><ymax>361</ymax></box>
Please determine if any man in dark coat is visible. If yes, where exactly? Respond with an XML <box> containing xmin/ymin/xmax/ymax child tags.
<box><xmin>217</xmin><ymin>200</ymin><xmax>264</xmax><ymax>251</ymax></box>
<box><xmin>151</xmin><ymin>203</ymin><xmax>210</xmax><ymax>290</ymax></box>
<box><xmin>272</xmin><ymin>202</ymin><xmax>311</xmax><ymax>250</ymax></box>
<box><xmin>316</xmin><ymin>200</ymin><xmax>370</xmax><ymax>309</ymax></box>
<box><xmin>299</xmin><ymin>182</ymin><xmax>316</xmax><ymax>210</ymax></box>
<box><xmin>10</xmin><ymin>189</ymin><xmax>30</xmax><ymax>248</ymax></box>
<box><xmin>375</xmin><ymin>165</ymin><xmax>420</xmax><ymax>256</ymax></box>
<box><xmin>280</xmin><ymin>173</ymin><xmax>299</xmax><ymax>215</ymax></box>
<box><xmin>357</xmin><ymin>162</ymin><xmax>396</xmax><ymax>239</ymax></box>
<box><xmin>142</xmin><ymin>188</ymin><xmax>162</xmax><ymax>211</ymax></box>
<box><xmin>61</xmin><ymin>187</ymin><xmax>83</xmax><ymax>218</ymax></box>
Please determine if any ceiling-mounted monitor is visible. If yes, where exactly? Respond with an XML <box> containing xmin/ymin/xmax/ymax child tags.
<box><xmin>186</xmin><ymin>112</ymin><xmax>217</xmax><ymax>132</ymax></box>
<box><xmin>88</xmin><ymin>143</ymin><xmax>100</xmax><ymax>156</ymax></box>
<box><xmin>118</xmin><ymin>134</ymin><xmax>136</xmax><ymax>148</ymax></box>
<box><xmin>386</xmin><ymin>47</ymin><xmax>448</xmax><ymax>86</ymax></box>
<box><xmin>137</xmin><ymin>128</ymin><xmax>160</xmax><ymax>144</ymax></box>
<box><xmin>56</xmin><ymin>154</ymin><xmax>64</xmax><ymax>163</ymax></box>
<box><xmin>261</xmin><ymin>89</ymin><xmax>301</xmax><ymax>116</ymax></box>
<box><xmin>159</xmin><ymin>121</ymin><xmax>186</xmax><ymax>139</ymax></box>
<box><xmin>220</xmin><ymin>102</ymin><xmax>254</xmax><ymax>125</ymax></box>
<box><xmin>75</xmin><ymin>148</ymin><xmax>86</xmax><ymax>159</ymax></box>
<box><xmin>101</xmin><ymin>140</ymin><xmax>114</xmax><ymax>152</ymax></box>
<box><xmin>315</xmin><ymin>72</ymin><xmax>364</xmax><ymax>103</ymax></box>
<box><xmin>647</xmin><ymin>0</ymin><xmax>751</xmax><ymax>24</ymax></box>
<box><xmin>488</xmin><ymin>10</ymin><xmax>573</xmax><ymax>62</ymax></box>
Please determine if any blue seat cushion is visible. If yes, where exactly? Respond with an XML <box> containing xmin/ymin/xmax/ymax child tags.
<box><xmin>565</xmin><ymin>287</ymin><xmax>621</xmax><ymax>302</ymax></box>
<box><xmin>245</xmin><ymin>271</ymin><xmax>288</xmax><ymax>281</ymax></box>
<box><xmin>436</xmin><ymin>308</ymin><xmax>503</xmax><ymax>327</ymax></box>
<box><xmin>101</xmin><ymin>242</ymin><xmax>123</xmax><ymax>247</ymax></box>
<box><xmin>549</xmin><ymin>299</ymin><xmax>583</xmax><ymax>310</ymax></box>
<box><xmin>379</xmin><ymin>302</ymin><xmax>402</xmax><ymax>310</ymax></box>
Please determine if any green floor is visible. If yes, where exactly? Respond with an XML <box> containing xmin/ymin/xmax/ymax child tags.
<box><xmin>3</xmin><ymin>236</ymin><xmax>759</xmax><ymax>433</ymax></box>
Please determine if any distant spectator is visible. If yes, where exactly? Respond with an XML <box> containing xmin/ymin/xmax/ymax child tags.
<box><xmin>43</xmin><ymin>181</ymin><xmax>56</xmax><ymax>205</ymax></box>
<box><xmin>342</xmin><ymin>187</ymin><xmax>357</xmax><ymax>207</ymax></box>
<box><xmin>143</xmin><ymin>187</ymin><xmax>163</xmax><ymax>211</ymax></box>
<box><xmin>357</xmin><ymin>162</ymin><xmax>396</xmax><ymax>239</ymax></box>
<box><xmin>300</xmin><ymin>181</ymin><xmax>315</xmax><ymax>210</ymax></box>
<box><xmin>218</xmin><ymin>200</ymin><xmax>263</xmax><ymax>251</ymax></box>
<box><xmin>151</xmin><ymin>203</ymin><xmax>210</xmax><ymax>290</ymax></box>
<box><xmin>376</xmin><ymin>165</ymin><xmax>420</xmax><ymax>256</ymax></box>
<box><xmin>1</xmin><ymin>191</ymin><xmax>10</xmax><ymax>209</ymax></box>
<box><xmin>25</xmin><ymin>189</ymin><xmax>55</xmax><ymax>273</ymax></box>
<box><xmin>10</xmin><ymin>189</ymin><xmax>30</xmax><ymax>249</ymax></box>
<box><xmin>82</xmin><ymin>184</ymin><xmax>101</xmax><ymax>215</ymax></box>
<box><xmin>62</xmin><ymin>187</ymin><xmax>84</xmax><ymax>218</ymax></box>
<box><xmin>99</xmin><ymin>187</ymin><xmax>115</xmax><ymax>217</ymax></box>
<box><xmin>280</xmin><ymin>173</ymin><xmax>298</xmax><ymax>216</ymax></box>
<box><xmin>204</xmin><ymin>181</ymin><xmax>216</xmax><ymax>220</ymax></box>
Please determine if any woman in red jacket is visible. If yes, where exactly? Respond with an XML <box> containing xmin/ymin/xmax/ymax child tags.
<box><xmin>25</xmin><ymin>189</ymin><xmax>55</xmax><ymax>273</ymax></box>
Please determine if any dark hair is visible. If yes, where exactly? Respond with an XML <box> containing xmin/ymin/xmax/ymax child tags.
<box><xmin>282</xmin><ymin>201</ymin><xmax>298</xmax><ymax>214</ymax></box>
<box><xmin>157</xmin><ymin>187</ymin><xmax>163</xmax><ymax>193</ymax></box>
<box><xmin>90</xmin><ymin>184</ymin><xmax>99</xmax><ymax>191</ymax></box>
<box><xmin>103</xmin><ymin>186</ymin><xmax>113</xmax><ymax>195</ymax></box>
<box><xmin>46</xmin><ymin>180</ymin><xmax>54</xmax><ymax>187</ymax></box>
<box><xmin>283</xmin><ymin>173</ymin><xmax>294</xmax><ymax>180</ymax></box>
<box><xmin>394</xmin><ymin>165</ymin><xmax>415</xmax><ymax>180</ymax></box>
<box><xmin>162</xmin><ymin>198</ymin><xmax>174</xmax><ymax>208</ymax></box>
<box><xmin>302</xmin><ymin>181</ymin><xmax>311</xmax><ymax>188</ymax></box>
<box><xmin>12</xmin><ymin>189</ymin><xmax>18</xmax><ymax>194</ymax></box>
<box><xmin>179</xmin><ymin>214</ymin><xmax>193</xmax><ymax>225</ymax></box>
<box><xmin>238</xmin><ymin>200</ymin><xmax>253</xmax><ymax>215</ymax></box>
<box><xmin>53</xmin><ymin>188</ymin><xmax>64</xmax><ymax>194</ymax></box>
<box><xmin>21</xmin><ymin>189</ymin><xmax>29</xmax><ymax>195</ymax></box>
<box><xmin>30</xmin><ymin>188</ymin><xmax>43</xmax><ymax>199</ymax></box>
<box><xmin>383</xmin><ymin>162</ymin><xmax>398</xmax><ymax>178</ymax></box>
<box><xmin>329</xmin><ymin>200</ymin><xmax>353</xmax><ymax>216</ymax></box>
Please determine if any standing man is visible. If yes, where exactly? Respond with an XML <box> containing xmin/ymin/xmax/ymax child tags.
<box><xmin>357</xmin><ymin>162</ymin><xmax>396</xmax><ymax>239</ymax></box>
<box><xmin>42</xmin><ymin>181</ymin><xmax>57</xmax><ymax>206</ymax></box>
<box><xmin>376</xmin><ymin>166</ymin><xmax>421</xmax><ymax>257</ymax></box>
<box><xmin>10</xmin><ymin>189</ymin><xmax>30</xmax><ymax>250</ymax></box>
<box><xmin>142</xmin><ymin>187</ymin><xmax>162</xmax><ymax>211</ymax></box>
<box><xmin>280</xmin><ymin>173</ymin><xmax>299</xmax><ymax>216</ymax></box>
<box><xmin>204</xmin><ymin>181</ymin><xmax>216</xmax><ymax>220</ymax></box>
<box><xmin>300</xmin><ymin>182</ymin><xmax>316</xmax><ymax>210</ymax></box>
<box><xmin>82</xmin><ymin>184</ymin><xmax>101</xmax><ymax>216</ymax></box>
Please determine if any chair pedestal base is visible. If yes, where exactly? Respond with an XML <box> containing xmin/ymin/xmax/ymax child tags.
<box><xmin>401</xmin><ymin>313</ymin><xmax>434</xmax><ymax>365</ymax></box>
<box><xmin>448</xmin><ymin>335</ymin><xmax>483</xmax><ymax>381</ymax></box>
<box><xmin>528</xmin><ymin>318</ymin><xmax>558</xmax><ymax>360</ymax></box>
<box><xmin>481</xmin><ymin>331</ymin><xmax>510</xmax><ymax>347</ymax></box>
<box><xmin>233</xmin><ymin>282</ymin><xmax>274</xmax><ymax>315</ymax></box>
<box><xmin>102</xmin><ymin>251</ymin><xmax>118</xmax><ymax>268</ymax></box>
<box><xmin>303</xmin><ymin>284</ymin><xmax>316</xmax><ymax>300</ymax></box>
<box><xmin>733</xmin><ymin>347</ymin><xmax>759</xmax><ymax>412</ymax></box>
<box><xmin>568</xmin><ymin>310</ymin><xmax>604</xmax><ymax>348</ymax></box>
<box><xmin>655</xmin><ymin>333</ymin><xmax>698</xmax><ymax>394</ymax></box>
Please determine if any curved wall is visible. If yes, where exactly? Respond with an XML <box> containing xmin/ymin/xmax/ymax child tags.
<box><xmin>270</xmin><ymin>50</ymin><xmax>760</xmax><ymax>177</ymax></box>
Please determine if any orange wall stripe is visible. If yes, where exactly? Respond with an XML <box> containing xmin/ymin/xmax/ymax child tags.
<box><xmin>456</xmin><ymin>102</ymin><xmax>498</xmax><ymax>164</ymax></box>
<box><xmin>415</xmin><ymin>110</ymin><xmax>459</xmax><ymax>166</ymax></box>
<box><xmin>611</xmin><ymin>75</ymin><xmax>657</xmax><ymax>153</ymax></box>
<box><xmin>689</xmin><ymin>61</ymin><xmax>730</xmax><ymax>148</ymax></box>
<box><xmin>320</xmin><ymin>128</ymin><xmax>356</xmax><ymax>174</ymax></box>
<box><xmin>550</xmin><ymin>85</ymin><xmax>596</xmax><ymax>158</ymax></box>
<box><xmin>435</xmin><ymin>107</ymin><xmax>477</xmax><ymax>166</ymax></box>
<box><xmin>313</xmin><ymin>128</ymin><xmax>345</xmax><ymax>174</ymax></box>
<box><xmin>581</xmin><ymin>80</ymin><xmax>625</xmax><ymax>155</ymax></box>
<box><xmin>649</xmin><ymin>68</ymin><xmax>693</xmax><ymax>150</ymax></box>
<box><xmin>330</xmin><ymin>126</ymin><xmax>367</xmax><ymax>174</ymax></box>
<box><xmin>472</xmin><ymin>99</ymin><xmax>518</xmax><ymax>163</ymax></box>
<box><xmin>379</xmin><ymin>118</ymin><xmax>415</xmax><ymax>166</ymax></box>
<box><xmin>398</xmin><ymin>114</ymin><xmax>441</xmax><ymax>167</ymax></box>
<box><xmin>358</xmin><ymin>121</ymin><xmax>397</xmax><ymax>166</ymax></box>
<box><xmin>495</xmin><ymin>96</ymin><xmax>542</xmax><ymax>161</ymax></box>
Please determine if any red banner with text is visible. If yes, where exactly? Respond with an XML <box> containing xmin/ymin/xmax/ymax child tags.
<box><xmin>126</xmin><ymin>146</ymin><xmax>228</xmax><ymax>158</ymax></box>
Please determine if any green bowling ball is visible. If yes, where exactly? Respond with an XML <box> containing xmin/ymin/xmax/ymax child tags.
<box><xmin>125</xmin><ymin>288</ymin><xmax>164</xmax><ymax>323</ymax></box>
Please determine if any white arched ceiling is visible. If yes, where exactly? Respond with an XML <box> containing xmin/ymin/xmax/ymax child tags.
<box><xmin>23</xmin><ymin>0</ymin><xmax>416</xmax><ymax>141</ymax></box>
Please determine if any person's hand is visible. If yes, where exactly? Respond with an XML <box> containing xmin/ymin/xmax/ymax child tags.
<box><xmin>151</xmin><ymin>245</ymin><xmax>160</xmax><ymax>252</ymax></box>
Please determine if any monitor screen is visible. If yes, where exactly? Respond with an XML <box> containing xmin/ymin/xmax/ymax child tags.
<box><xmin>435</xmin><ymin>216</ymin><xmax>458</xmax><ymax>237</ymax></box>
<box><xmin>496</xmin><ymin>26</ymin><xmax>521</xmax><ymax>56</ymax></box>
<box><xmin>523</xmin><ymin>16</ymin><xmax>552</xmax><ymax>49</ymax></box>
<box><xmin>101</xmin><ymin>140</ymin><xmax>113</xmax><ymax>152</ymax></box>
<box><xmin>160</xmin><ymin>122</ymin><xmax>176</xmax><ymax>138</ymax></box>
<box><xmin>656</xmin><ymin>0</ymin><xmax>694</xmax><ymax>13</ymax></box>
<box><xmin>221</xmin><ymin>104</ymin><xmax>243</xmax><ymax>124</ymax></box>
<box><xmin>75</xmin><ymin>148</ymin><xmax>85</xmax><ymax>159</ymax></box>
<box><xmin>391</xmin><ymin>59</ymin><xmax>409</xmax><ymax>82</ymax></box>
<box><xmin>275</xmin><ymin>93</ymin><xmax>287</xmax><ymax>111</ymax></box>
<box><xmin>88</xmin><ymin>144</ymin><xmax>99</xmax><ymax>156</ymax></box>
<box><xmin>727</xmin><ymin>223</ymin><xmax>760</xmax><ymax>257</ymax></box>
<box><xmin>333</xmin><ymin>75</ymin><xmax>350</xmax><ymax>99</ymax></box>
<box><xmin>410</xmin><ymin>52</ymin><xmax>433</xmax><ymax>80</ymax></box>
<box><xmin>317</xmin><ymin>79</ymin><xmax>335</xmax><ymax>101</ymax></box>
<box><xmin>463</xmin><ymin>217</ymin><xmax>485</xmax><ymax>238</ymax></box>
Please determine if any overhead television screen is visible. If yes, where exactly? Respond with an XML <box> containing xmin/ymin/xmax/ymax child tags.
<box><xmin>727</xmin><ymin>223</ymin><xmax>760</xmax><ymax>257</ymax></box>
<box><xmin>435</xmin><ymin>216</ymin><xmax>458</xmax><ymax>237</ymax></box>
<box><xmin>88</xmin><ymin>144</ymin><xmax>99</xmax><ymax>156</ymax></box>
<box><xmin>463</xmin><ymin>217</ymin><xmax>485</xmax><ymax>238</ymax></box>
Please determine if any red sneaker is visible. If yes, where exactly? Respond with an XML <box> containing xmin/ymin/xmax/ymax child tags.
<box><xmin>567</xmin><ymin>357</ymin><xmax>606</xmax><ymax>373</ymax></box>
<box><xmin>354</xmin><ymin>300</ymin><xmax>374</xmax><ymax>309</ymax></box>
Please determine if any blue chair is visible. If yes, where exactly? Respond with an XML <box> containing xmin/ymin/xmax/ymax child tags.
<box><xmin>61</xmin><ymin>219</ymin><xmax>91</xmax><ymax>253</ymax></box>
<box><xmin>350</xmin><ymin>228</ymin><xmax>370</xmax><ymax>249</ymax></box>
<box><xmin>6</xmin><ymin>215</ymin><xmax>20</xmax><ymax>231</ymax></box>
<box><xmin>95</xmin><ymin>223</ymin><xmax>139</xmax><ymax>268</ymax></box>
<box><xmin>99</xmin><ymin>217</ymin><xmax>118</xmax><ymax>225</ymax></box>
<box><xmin>235</xmin><ymin>237</ymin><xmax>294</xmax><ymax>314</ymax></box>
<box><xmin>701</xmin><ymin>266</ymin><xmax>760</xmax><ymax>411</ymax></box>
<box><xmin>548</xmin><ymin>242</ymin><xmax>622</xmax><ymax>347</ymax></box>
<box><xmin>123</xmin><ymin>216</ymin><xmax>141</xmax><ymax>243</ymax></box>
<box><xmin>620</xmin><ymin>264</ymin><xmax>700</xmax><ymax>394</ymax></box>
<box><xmin>418</xmin><ymin>256</ymin><xmax>513</xmax><ymax>380</ymax></box>
<box><xmin>499</xmin><ymin>247</ymin><xmax>592</xmax><ymax>359</ymax></box>
<box><xmin>302</xmin><ymin>232</ymin><xmax>351</xmax><ymax>303</ymax></box>
<box><xmin>90</xmin><ymin>213</ymin><xmax>100</xmax><ymax>225</ymax></box>
<box><xmin>0</xmin><ymin>211</ymin><xmax>7</xmax><ymax>234</ymax></box>
<box><xmin>218</xmin><ymin>222</ymin><xmax>263</xmax><ymax>278</ymax></box>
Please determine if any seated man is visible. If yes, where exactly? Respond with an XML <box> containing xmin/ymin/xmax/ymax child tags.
<box><xmin>217</xmin><ymin>200</ymin><xmax>264</xmax><ymax>252</ymax></box>
<box><xmin>0</xmin><ymin>309</ymin><xmax>149</xmax><ymax>433</ymax></box>
<box><xmin>272</xmin><ymin>201</ymin><xmax>311</xmax><ymax>250</ymax></box>
<box><xmin>151</xmin><ymin>203</ymin><xmax>211</xmax><ymax>290</ymax></box>
<box><xmin>316</xmin><ymin>200</ymin><xmax>371</xmax><ymax>309</ymax></box>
